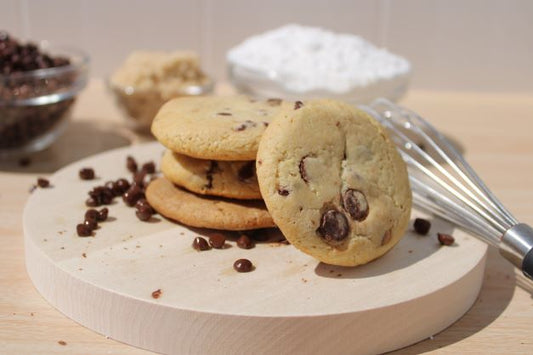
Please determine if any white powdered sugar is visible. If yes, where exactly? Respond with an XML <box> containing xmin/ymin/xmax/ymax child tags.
<box><xmin>227</xmin><ymin>24</ymin><xmax>411</xmax><ymax>94</ymax></box>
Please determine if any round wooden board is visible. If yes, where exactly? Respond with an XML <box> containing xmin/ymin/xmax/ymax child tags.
<box><xmin>24</xmin><ymin>142</ymin><xmax>487</xmax><ymax>355</ymax></box>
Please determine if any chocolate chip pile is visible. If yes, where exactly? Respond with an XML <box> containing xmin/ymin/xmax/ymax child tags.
<box><xmin>76</xmin><ymin>156</ymin><xmax>156</xmax><ymax>237</ymax></box>
<box><xmin>0</xmin><ymin>31</ymin><xmax>76</xmax><ymax>150</ymax></box>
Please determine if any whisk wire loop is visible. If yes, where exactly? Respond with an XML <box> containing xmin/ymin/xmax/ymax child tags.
<box><xmin>363</xmin><ymin>98</ymin><xmax>533</xmax><ymax>279</ymax></box>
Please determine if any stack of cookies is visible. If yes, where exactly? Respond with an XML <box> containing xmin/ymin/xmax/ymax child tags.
<box><xmin>147</xmin><ymin>95</ymin><xmax>292</xmax><ymax>231</ymax></box>
<box><xmin>148</xmin><ymin>95</ymin><xmax>412</xmax><ymax>267</ymax></box>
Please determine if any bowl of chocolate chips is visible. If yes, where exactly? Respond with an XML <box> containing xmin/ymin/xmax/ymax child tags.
<box><xmin>0</xmin><ymin>31</ymin><xmax>90</xmax><ymax>156</ymax></box>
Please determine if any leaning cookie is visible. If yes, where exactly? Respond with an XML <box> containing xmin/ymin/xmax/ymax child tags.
<box><xmin>256</xmin><ymin>99</ymin><xmax>412</xmax><ymax>266</ymax></box>
<box><xmin>146</xmin><ymin>177</ymin><xmax>275</xmax><ymax>231</ymax></box>
<box><xmin>151</xmin><ymin>95</ymin><xmax>291</xmax><ymax>161</ymax></box>
<box><xmin>160</xmin><ymin>150</ymin><xmax>261</xmax><ymax>200</ymax></box>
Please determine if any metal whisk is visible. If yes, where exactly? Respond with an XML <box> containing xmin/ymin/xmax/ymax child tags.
<box><xmin>362</xmin><ymin>98</ymin><xmax>533</xmax><ymax>280</ymax></box>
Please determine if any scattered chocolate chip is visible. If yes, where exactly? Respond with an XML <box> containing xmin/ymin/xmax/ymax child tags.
<box><xmin>88</xmin><ymin>185</ymin><xmax>114</xmax><ymax>205</ymax></box>
<box><xmin>277</xmin><ymin>188</ymin><xmax>290</xmax><ymax>196</ymax></box>
<box><xmin>438</xmin><ymin>233</ymin><xmax>455</xmax><ymax>246</ymax></box>
<box><xmin>381</xmin><ymin>229</ymin><xmax>392</xmax><ymax>245</ymax></box>
<box><xmin>133</xmin><ymin>170</ymin><xmax>147</xmax><ymax>187</ymax></box>
<box><xmin>83</xmin><ymin>219</ymin><xmax>98</xmax><ymax>230</ymax></box>
<box><xmin>267</xmin><ymin>98</ymin><xmax>282</xmax><ymax>106</ymax></box>
<box><xmin>192</xmin><ymin>236</ymin><xmax>210</xmax><ymax>251</ymax></box>
<box><xmin>135</xmin><ymin>204</ymin><xmax>153</xmax><ymax>221</ymax></box>
<box><xmin>141</xmin><ymin>161</ymin><xmax>155</xmax><ymax>174</ymax></box>
<box><xmin>76</xmin><ymin>223</ymin><xmax>92</xmax><ymax>237</ymax></box>
<box><xmin>79</xmin><ymin>167</ymin><xmax>95</xmax><ymax>180</ymax></box>
<box><xmin>97</xmin><ymin>207</ymin><xmax>108</xmax><ymax>222</ymax></box>
<box><xmin>122</xmin><ymin>185</ymin><xmax>144</xmax><ymax>206</ymax></box>
<box><xmin>237</xmin><ymin>161</ymin><xmax>255</xmax><ymax>181</ymax></box>
<box><xmin>217</xmin><ymin>112</ymin><xmax>232</xmax><ymax>116</ymax></box>
<box><xmin>134</xmin><ymin>198</ymin><xmax>151</xmax><ymax>210</ymax></box>
<box><xmin>126</xmin><ymin>155</ymin><xmax>137</xmax><ymax>173</ymax></box>
<box><xmin>299</xmin><ymin>156</ymin><xmax>310</xmax><ymax>183</ymax></box>
<box><xmin>104</xmin><ymin>180</ymin><xmax>115</xmax><ymax>192</ymax></box>
<box><xmin>209</xmin><ymin>233</ymin><xmax>226</xmax><ymax>249</ymax></box>
<box><xmin>113</xmin><ymin>178</ymin><xmax>130</xmax><ymax>195</ymax></box>
<box><xmin>57</xmin><ymin>340</ymin><xmax>67</xmax><ymax>346</ymax></box>
<box><xmin>317</xmin><ymin>209</ymin><xmax>349</xmax><ymax>242</ymax></box>
<box><xmin>151</xmin><ymin>289</ymin><xmax>162</xmax><ymax>299</ymax></box>
<box><xmin>341</xmin><ymin>189</ymin><xmax>369</xmax><ymax>221</ymax></box>
<box><xmin>237</xmin><ymin>234</ymin><xmax>254</xmax><ymax>249</ymax></box>
<box><xmin>233</xmin><ymin>258</ymin><xmax>253</xmax><ymax>272</ymax></box>
<box><xmin>294</xmin><ymin>101</ymin><xmax>304</xmax><ymax>110</ymax></box>
<box><xmin>263</xmin><ymin>121</ymin><xmax>269</xmax><ymax>127</ymax></box>
<box><xmin>37</xmin><ymin>177</ymin><xmax>49</xmax><ymax>188</ymax></box>
<box><xmin>414</xmin><ymin>218</ymin><xmax>431</xmax><ymax>235</ymax></box>
<box><xmin>84</xmin><ymin>209</ymin><xmax>99</xmax><ymax>223</ymax></box>
<box><xmin>85</xmin><ymin>197</ymin><xmax>98</xmax><ymax>207</ymax></box>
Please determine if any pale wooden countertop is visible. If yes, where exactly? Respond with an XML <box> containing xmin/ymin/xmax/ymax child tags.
<box><xmin>1</xmin><ymin>79</ymin><xmax>532</xmax><ymax>354</ymax></box>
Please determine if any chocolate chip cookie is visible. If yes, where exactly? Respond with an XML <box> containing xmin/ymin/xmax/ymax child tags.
<box><xmin>160</xmin><ymin>150</ymin><xmax>261</xmax><ymax>200</ymax></box>
<box><xmin>151</xmin><ymin>96</ymin><xmax>291</xmax><ymax>161</ymax></box>
<box><xmin>146</xmin><ymin>177</ymin><xmax>275</xmax><ymax>230</ymax></box>
<box><xmin>256</xmin><ymin>99</ymin><xmax>412</xmax><ymax>266</ymax></box>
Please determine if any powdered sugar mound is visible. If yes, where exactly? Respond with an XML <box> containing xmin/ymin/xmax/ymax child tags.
<box><xmin>227</xmin><ymin>24</ymin><xmax>410</xmax><ymax>94</ymax></box>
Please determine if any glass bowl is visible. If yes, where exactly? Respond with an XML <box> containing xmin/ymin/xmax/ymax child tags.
<box><xmin>108</xmin><ymin>77</ymin><xmax>215</xmax><ymax>133</ymax></box>
<box><xmin>228</xmin><ymin>62</ymin><xmax>410</xmax><ymax>105</ymax></box>
<box><xmin>0</xmin><ymin>44</ymin><xmax>90</xmax><ymax>157</ymax></box>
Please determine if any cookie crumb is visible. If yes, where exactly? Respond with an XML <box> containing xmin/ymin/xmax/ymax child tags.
<box><xmin>37</xmin><ymin>177</ymin><xmax>50</xmax><ymax>188</ymax></box>
<box><xmin>58</xmin><ymin>340</ymin><xmax>67</xmax><ymax>346</ymax></box>
<box><xmin>82</xmin><ymin>253</ymin><xmax>86</xmax><ymax>258</ymax></box>
<box><xmin>152</xmin><ymin>289</ymin><xmax>162</xmax><ymax>299</ymax></box>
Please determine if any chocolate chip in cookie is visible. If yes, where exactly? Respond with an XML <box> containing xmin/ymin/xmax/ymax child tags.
<box><xmin>381</xmin><ymin>229</ymin><xmax>392</xmax><ymax>245</ymax></box>
<box><xmin>299</xmin><ymin>155</ymin><xmax>310</xmax><ymax>183</ymax></box>
<box><xmin>341</xmin><ymin>189</ymin><xmax>369</xmax><ymax>221</ymax></box>
<box><xmin>317</xmin><ymin>209</ymin><xmax>349</xmax><ymax>243</ymax></box>
<box><xmin>237</xmin><ymin>161</ymin><xmax>255</xmax><ymax>181</ymax></box>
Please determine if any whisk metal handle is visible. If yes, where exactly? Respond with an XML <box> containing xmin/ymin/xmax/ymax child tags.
<box><xmin>500</xmin><ymin>224</ymin><xmax>533</xmax><ymax>279</ymax></box>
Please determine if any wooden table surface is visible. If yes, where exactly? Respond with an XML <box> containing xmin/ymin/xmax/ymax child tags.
<box><xmin>1</xmin><ymin>79</ymin><xmax>532</xmax><ymax>354</ymax></box>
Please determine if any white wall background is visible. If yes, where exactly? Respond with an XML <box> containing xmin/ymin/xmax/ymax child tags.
<box><xmin>3</xmin><ymin>0</ymin><xmax>533</xmax><ymax>92</ymax></box>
